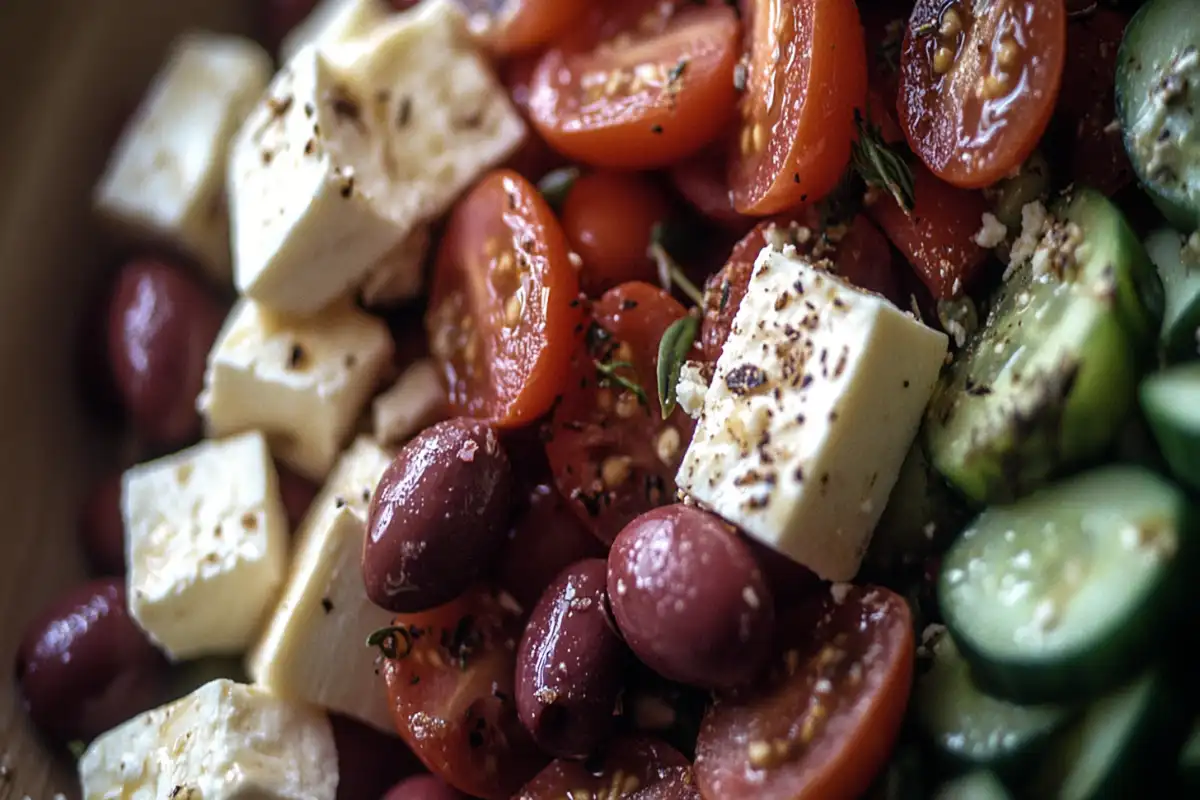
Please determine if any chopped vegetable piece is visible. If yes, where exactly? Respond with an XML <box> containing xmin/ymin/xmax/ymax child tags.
<box><xmin>1140</xmin><ymin>363</ymin><xmax>1200</xmax><ymax>491</ymax></box>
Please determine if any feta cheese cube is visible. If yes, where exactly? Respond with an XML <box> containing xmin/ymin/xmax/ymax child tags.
<box><xmin>95</xmin><ymin>32</ymin><xmax>271</xmax><ymax>285</ymax></box>
<box><xmin>249</xmin><ymin>506</ymin><xmax>396</xmax><ymax>733</ymax></box>
<box><xmin>372</xmin><ymin>358</ymin><xmax>447</xmax><ymax>445</ymax></box>
<box><xmin>79</xmin><ymin>679</ymin><xmax>337</xmax><ymax>800</ymax></box>
<box><xmin>280</xmin><ymin>0</ymin><xmax>390</xmax><ymax>63</ymax></box>
<box><xmin>200</xmin><ymin>298</ymin><xmax>394</xmax><ymax>482</ymax></box>
<box><xmin>122</xmin><ymin>432</ymin><xmax>288</xmax><ymax>660</ymax></box>
<box><xmin>301</xmin><ymin>435</ymin><xmax>396</xmax><ymax>532</ymax></box>
<box><xmin>229</xmin><ymin>0</ymin><xmax>525</xmax><ymax>314</ymax></box>
<box><xmin>676</xmin><ymin>246</ymin><xmax>949</xmax><ymax>581</ymax></box>
<box><xmin>360</xmin><ymin>225</ymin><xmax>432</xmax><ymax>307</ymax></box>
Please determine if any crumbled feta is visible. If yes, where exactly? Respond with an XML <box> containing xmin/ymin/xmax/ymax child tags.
<box><xmin>1005</xmin><ymin>200</ymin><xmax>1049</xmax><ymax>276</ymax></box>
<box><xmin>359</xmin><ymin>225</ymin><xmax>431</xmax><ymax>307</ymax></box>
<box><xmin>372</xmin><ymin>358</ymin><xmax>447</xmax><ymax>445</ymax></box>
<box><xmin>675</xmin><ymin>360</ymin><xmax>711</xmax><ymax>418</ymax></box>
<box><xmin>973</xmin><ymin>212</ymin><xmax>1008</xmax><ymax>249</ymax></box>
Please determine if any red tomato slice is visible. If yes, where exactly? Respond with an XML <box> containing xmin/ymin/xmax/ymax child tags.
<box><xmin>514</xmin><ymin>736</ymin><xmax>689</xmax><ymax>799</ymax></box>
<box><xmin>381</xmin><ymin>586</ymin><xmax>546</xmax><ymax>799</ymax></box>
<box><xmin>867</xmin><ymin>163</ymin><xmax>991</xmax><ymax>300</ymax></box>
<box><xmin>899</xmin><ymin>0</ymin><xmax>1067</xmax><ymax>188</ymax></box>
<box><xmin>729</xmin><ymin>0</ymin><xmax>868</xmax><ymax>215</ymax></box>
<box><xmin>695</xmin><ymin>586</ymin><xmax>914</xmax><ymax>800</ymax></box>
<box><xmin>427</xmin><ymin>170</ymin><xmax>582</xmax><ymax>427</ymax></box>
<box><xmin>1061</xmin><ymin>10</ymin><xmax>1133</xmax><ymax>196</ymax></box>
<box><xmin>669</xmin><ymin>145</ymin><xmax>757</xmax><ymax>233</ymax></box>
<box><xmin>459</xmin><ymin>0</ymin><xmax>588</xmax><ymax>56</ymax></box>
<box><xmin>545</xmin><ymin>282</ymin><xmax>697</xmax><ymax>545</ymax></box>
<box><xmin>700</xmin><ymin>213</ymin><xmax>902</xmax><ymax>362</ymax></box>
<box><xmin>528</xmin><ymin>3</ymin><xmax>742</xmax><ymax>170</ymax></box>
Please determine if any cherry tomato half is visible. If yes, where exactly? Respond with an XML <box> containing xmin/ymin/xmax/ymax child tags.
<box><xmin>381</xmin><ymin>585</ymin><xmax>547</xmax><ymax>799</ymax></box>
<box><xmin>669</xmin><ymin>145</ymin><xmax>757</xmax><ymax>233</ymax></box>
<box><xmin>867</xmin><ymin>163</ymin><xmax>991</xmax><ymax>299</ymax></box>
<box><xmin>528</xmin><ymin>2</ymin><xmax>742</xmax><ymax>170</ymax></box>
<box><xmin>700</xmin><ymin>212</ymin><xmax>901</xmax><ymax>362</ymax></box>
<box><xmin>460</xmin><ymin>0</ymin><xmax>588</xmax><ymax>56</ymax></box>
<box><xmin>561</xmin><ymin>171</ymin><xmax>673</xmax><ymax>297</ymax></box>
<box><xmin>730</xmin><ymin>0</ymin><xmax>868</xmax><ymax>215</ymax></box>
<box><xmin>427</xmin><ymin>170</ymin><xmax>582</xmax><ymax>427</ymax></box>
<box><xmin>695</xmin><ymin>586</ymin><xmax>914</xmax><ymax>800</ymax></box>
<box><xmin>545</xmin><ymin>282</ymin><xmax>697</xmax><ymax>545</ymax></box>
<box><xmin>515</xmin><ymin>736</ymin><xmax>689</xmax><ymax>799</ymax></box>
<box><xmin>899</xmin><ymin>0</ymin><xmax>1067</xmax><ymax>188</ymax></box>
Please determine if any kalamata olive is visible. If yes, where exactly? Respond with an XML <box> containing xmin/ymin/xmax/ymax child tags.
<box><xmin>78</xmin><ymin>473</ymin><xmax>125</xmax><ymax>576</ymax></box>
<box><xmin>514</xmin><ymin>736</ymin><xmax>689</xmax><ymax>799</ymax></box>
<box><xmin>746</xmin><ymin>537</ymin><xmax>822</xmax><ymax>611</ymax></box>
<box><xmin>607</xmin><ymin>504</ymin><xmax>774</xmax><ymax>690</ymax></box>
<box><xmin>276</xmin><ymin>460</ymin><xmax>319</xmax><ymax>531</ymax></box>
<box><xmin>258</xmin><ymin>0</ymin><xmax>319</xmax><ymax>49</ymax></box>
<box><xmin>382</xmin><ymin>774</ymin><xmax>468</xmax><ymax>800</ymax></box>
<box><xmin>497</xmin><ymin>482</ymin><xmax>605</xmax><ymax>611</ymax></box>
<box><xmin>332</xmin><ymin>714</ymin><xmax>424</xmax><ymax>800</ymax></box>
<box><xmin>15</xmin><ymin>578</ymin><xmax>166</xmax><ymax>743</ymax></box>
<box><xmin>106</xmin><ymin>257</ymin><xmax>226</xmax><ymax>448</ymax></box>
<box><xmin>628</xmin><ymin>766</ymin><xmax>702</xmax><ymax>800</ymax></box>
<box><xmin>364</xmin><ymin>419</ymin><xmax>512</xmax><ymax>612</ymax></box>
<box><xmin>516</xmin><ymin>559</ymin><xmax>629</xmax><ymax>758</ymax></box>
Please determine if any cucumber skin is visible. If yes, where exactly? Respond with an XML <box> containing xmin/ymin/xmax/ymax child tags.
<box><xmin>939</xmin><ymin>470</ymin><xmax>1200</xmax><ymax>706</ymax></box>
<box><xmin>1140</xmin><ymin>367</ymin><xmax>1200</xmax><ymax>491</ymax></box>
<box><xmin>936</xmin><ymin>771</ymin><xmax>1012</xmax><ymax>800</ymax></box>
<box><xmin>1115</xmin><ymin>0</ymin><xmax>1200</xmax><ymax>232</ymax></box>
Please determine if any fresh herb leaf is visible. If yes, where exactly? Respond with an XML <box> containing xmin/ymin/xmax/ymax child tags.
<box><xmin>537</xmin><ymin>166</ymin><xmax>580</xmax><ymax>212</ymax></box>
<box><xmin>67</xmin><ymin>740</ymin><xmax>86</xmax><ymax>760</ymax></box>
<box><xmin>366</xmin><ymin>625</ymin><xmax>413</xmax><ymax>659</ymax></box>
<box><xmin>649</xmin><ymin>224</ymin><xmax>704</xmax><ymax>306</ymax></box>
<box><xmin>595</xmin><ymin>359</ymin><xmax>648</xmax><ymax>406</ymax></box>
<box><xmin>657</xmin><ymin>314</ymin><xmax>700</xmax><ymax>419</ymax></box>
<box><xmin>851</xmin><ymin>108</ymin><xmax>915</xmax><ymax>214</ymax></box>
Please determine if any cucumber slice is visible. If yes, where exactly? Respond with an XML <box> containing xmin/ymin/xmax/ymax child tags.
<box><xmin>915</xmin><ymin>631</ymin><xmax>1070</xmax><ymax>775</ymax></box>
<box><xmin>1031</xmin><ymin>667</ymin><xmax>1189</xmax><ymax>800</ymax></box>
<box><xmin>938</xmin><ymin>465</ymin><xmax>1196</xmax><ymax>703</ymax></box>
<box><xmin>925</xmin><ymin>189</ymin><xmax>1161</xmax><ymax>505</ymax></box>
<box><xmin>1146</xmin><ymin>227</ymin><xmax>1200</xmax><ymax>361</ymax></box>
<box><xmin>1116</xmin><ymin>0</ymin><xmax>1200</xmax><ymax>231</ymax></box>
<box><xmin>934</xmin><ymin>771</ymin><xmax>1011</xmax><ymax>800</ymax></box>
<box><xmin>1180</xmin><ymin>720</ymin><xmax>1200</xmax><ymax>792</ymax></box>
<box><xmin>1141</xmin><ymin>363</ymin><xmax>1200</xmax><ymax>491</ymax></box>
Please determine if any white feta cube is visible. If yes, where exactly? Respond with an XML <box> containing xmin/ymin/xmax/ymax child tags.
<box><xmin>95</xmin><ymin>32</ymin><xmax>271</xmax><ymax>284</ymax></box>
<box><xmin>199</xmin><ymin>298</ymin><xmax>394</xmax><ymax>482</ymax></box>
<box><xmin>229</xmin><ymin>0</ymin><xmax>526</xmax><ymax>314</ymax></box>
<box><xmin>360</xmin><ymin>225</ymin><xmax>431</xmax><ymax>307</ymax></box>
<box><xmin>676</xmin><ymin>246</ymin><xmax>949</xmax><ymax>581</ymax></box>
<box><xmin>249</xmin><ymin>506</ymin><xmax>396</xmax><ymax>733</ymax></box>
<box><xmin>372</xmin><ymin>358</ymin><xmax>447</xmax><ymax>445</ymax></box>
<box><xmin>122</xmin><ymin>431</ymin><xmax>288</xmax><ymax>660</ymax></box>
<box><xmin>280</xmin><ymin>0</ymin><xmax>390</xmax><ymax>63</ymax></box>
<box><xmin>79</xmin><ymin>679</ymin><xmax>337</xmax><ymax>800</ymax></box>
<box><xmin>301</xmin><ymin>435</ymin><xmax>396</xmax><ymax>531</ymax></box>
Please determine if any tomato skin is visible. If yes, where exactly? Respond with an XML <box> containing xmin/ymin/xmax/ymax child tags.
<box><xmin>382</xmin><ymin>586</ymin><xmax>547</xmax><ymax>799</ymax></box>
<box><xmin>561</xmin><ymin>172</ymin><xmax>673</xmax><ymax>297</ymax></box>
<box><xmin>463</xmin><ymin>0</ymin><xmax>589</xmax><ymax>56</ymax></box>
<box><xmin>528</xmin><ymin>4</ymin><xmax>742</xmax><ymax>170</ymax></box>
<box><xmin>1061</xmin><ymin>10</ymin><xmax>1132</xmax><ymax>196</ymax></box>
<box><xmin>730</xmin><ymin>0</ymin><xmax>868</xmax><ymax>215</ymax></box>
<box><xmin>868</xmin><ymin>163</ymin><xmax>991</xmax><ymax>300</ymax></box>
<box><xmin>700</xmin><ymin>213</ymin><xmax>902</xmax><ymax>362</ymax></box>
<box><xmin>694</xmin><ymin>586</ymin><xmax>914</xmax><ymax>800</ymax></box>
<box><xmin>668</xmin><ymin>146</ymin><xmax>757</xmax><ymax>233</ymax></box>
<box><xmin>899</xmin><ymin>0</ymin><xmax>1067</xmax><ymax>189</ymax></box>
<box><xmin>427</xmin><ymin>170</ymin><xmax>582</xmax><ymax>427</ymax></box>
<box><xmin>515</xmin><ymin>736</ymin><xmax>689</xmax><ymax>799</ymax></box>
<box><xmin>545</xmin><ymin>282</ymin><xmax>697</xmax><ymax>545</ymax></box>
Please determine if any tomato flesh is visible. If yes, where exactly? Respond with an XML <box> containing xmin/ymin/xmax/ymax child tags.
<box><xmin>515</xmin><ymin>736</ymin><xmax>689</xmax><ymax>799</ymax></box>
<box><xmin>730</xmin><ymin>0</ymin><xmax>868</xmax><ymax>215</ymax></box>
<box><xmin>381</xmin><ymin>586</ymin><xmax>546</xmax><ymax>799</ymax></box>
<box><xmin>528</xmin><ymin>4</ymin><xmax>742</xmax><ymax>170</ymax></box>
<box><xmin>899</xmin><ymin>0</ymin><xmax>1067</xmax><ymax>188</ymax></box>
<box><xmin>545</xmin><ymin>282</ymin><xmax>697</xmax><ymax>545</ymax></box>
<box><xmin>427</xmin><ymin>170</ymin><xmax>581</xmax><ymax>427</ymax></box>
<box><xmin>695</xmin><ymin>586</ymin><xmax>914</xmax><ymax>800</ymax></box>
<box><xmin>461</xmin><ymin>0</ymin><xmax>588</xmax><ymax>56</ymax></box>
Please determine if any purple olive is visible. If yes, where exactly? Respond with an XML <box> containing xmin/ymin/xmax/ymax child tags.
<box><xmin>516</xmin><ymin>559</ymin><xmax>629</xmax><ymax>758</ymax></box>
<box><xmin>381</xmin><ymin>774</ymin><xmax>468</xmax><ymax>800</ymax></box>
<box><xmin>628</xmin><ymin>766</ymin><xmax>702</xmax><ymax>799</ymax></box>
<box><xmin>607</xmin><ymin>504</ymin><xmax>774</xmax><ymax>690</ymax></box>
<box><xmin>15</xmin><ymin>578</ymin><xmax>167</xmax><ymax>743</ymax></box>
<box><xmin>78</xmin><ymin>473</ymin><xmax>126</xmax><ymax>576</ymax></box>
<box><xmin>364</xmin><ymin>419</ymin><xmax>512</xmax><ymax>612</ymax></box>
<box><xmin>331</xmin><ymin>714</ymin><xmax>424</xmax><ymax>800</ymax></box>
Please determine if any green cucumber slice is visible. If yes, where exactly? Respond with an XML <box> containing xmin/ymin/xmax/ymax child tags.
<box><xmin>915</xmin><ymin>631</ymin><xmax>1070</xmax><ymax>775</ymax></box>
<box><xmin>1116</xmin><ymin>0</ymin><xmax>1200</xmax><ymax>231</ymax></box>
<box><xmin>938</xmin><ymin>465</ymin><xmax>1196</xmax><ymax>703</ymax></box>
<box><xmin>1146</xmin><ymin>227</ymin><xmax>1200</xmax><ymax>361</ymax></box>
<box><xmin>934</xmin><ymin>771</ymin><xmax>1011</xmax><ymax>800</ymax></box>
<box><xmin>925</xmin><ymin>189</ymin><xmax>1161</xmax><ymax>505</ymax></box>
<box><xmin>1140</xmin><ymin>363</ymin><xmax>1200</xmax><ymax>490</ymax></box>
<box><xmin>1031</xmin><ymin>667</ymin><xmax>1189</xmax><ymax>800</ymax></box>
